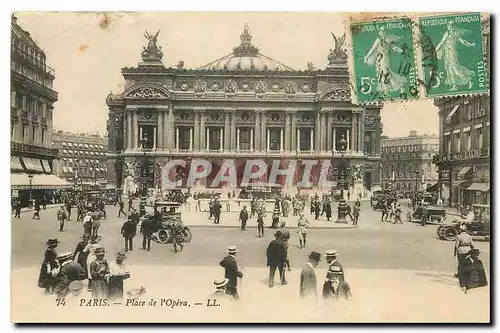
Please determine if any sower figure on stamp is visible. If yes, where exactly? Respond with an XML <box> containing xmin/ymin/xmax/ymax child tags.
<box><xmin>219</xmin><ymin>245</ymin><xmax>243</xmax><ymax>300</ymax></box>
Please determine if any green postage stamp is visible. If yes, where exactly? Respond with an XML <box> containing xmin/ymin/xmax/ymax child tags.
<box><xmin>350</xmin><ymin>18</ymin><xmax>418</xmax><ymax>103</ymax></box>
<box><xmin>419</xmin><ymin>13</ymin><xmax>487</xmax><ymax>97</ymax></box>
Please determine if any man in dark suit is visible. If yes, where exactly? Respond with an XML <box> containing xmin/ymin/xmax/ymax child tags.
<box><xmin>300</xmin><ymin>251</ymin><xmax>321</xmax><ymax>300</ymax></box>
<box><xmin>219</xmin><ymin>245</ymin><xmax>243</xmax><ymax>300</ymax></box>
<box><xmin>266</xmin><ymin>231</ymin><xmax>288</xmax><ymax>287</ymax></box>
<box><xmin>239</xmin><ymin>206</ymin><xmax>249</xmax><ymax>231</ymax></box>
<box><xmin>325</xmin><ymin>250</ymin><xmax>345</xmax><ymax>281</ymax></box>
<box><xmin>213</xmin><ymin>199</ymin><xmax>222</xmax><ymax>224</ymax></box>
<box><xmin>121</xmin><ymin>218</ymin><xmax>136</xmax><ymax>252</ymax></box>
<box><xmin>322</xmin><ymin>266</ymin><xmax>352</xmax><ymax>301</ymax></box>
<box><xmin>140</xmin><ymin>217</ymin><xmax>155</xmax><ymax>251</ymax></box>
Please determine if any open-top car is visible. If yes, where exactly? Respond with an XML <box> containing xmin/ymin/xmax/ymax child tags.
<box><xmin>437</xmin><ymin>204</ymin><xmax>490</xmax><ymax>241</ymax></box>
<box><xmin>145</xmin><ymin>201</ymin><xmax>192</xmax><ymax>244</ymax></box>
<box><xmin>407</xmin><ymin>205</ymin><xmax>447</xmax><ymax>225</ymax></box>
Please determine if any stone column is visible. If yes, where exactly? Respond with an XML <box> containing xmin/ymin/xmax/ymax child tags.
<box><xmin>352</xmin><ymin>111</ymin><xmax>358</xmax><ymax>152</ymax></box>
<box><xmin>162</xmin><ymin>108</ymin><xmax>169</xmax><ymax>150</ymax></box>
<box><xmin>284</xmin><ymin>112</ymin><xmax>290</xmax><ymax>151</ymax></box>
<box><xmin>219</xmin><ymin>128</ymin><xmax>223</xmax><ymax>151</ymax></box>
<box><xmin>206</xmin><ymin>128</ymin><xmax>210</xmax><ymax>150</ymax></box>
<box><xmin>230</xmin><ymin>111</ymin><xmax>236</xmax><ymax>151</ymax></box>
<box><xmin>157</xmin><ymin>111</ymin><xmax>163</xmax><ymax>149</ymax></box>
<box><xmin>254</xmin><ymin>111</ymin><xmax>261</xmax><ymax>151</ymax></box>
<box><xmin>267</xmin><ymin>128</ymin><xmax>270</xmax><ymax>151</ymax></box>
<box><xmin>280</xmin><ymin>128</ymin><xmax>284</xmax><ymax>151</ymax></box>
<box><xmin>291</xmin><ymin>112</ymin><xmax>297</xmax><ymax>151</ymax></box>
<box><xmin>261</xmin><ymin>111</ymin><xmax>267</xmax><ymax>152</ymax></box>
<box><xmin>122</xmin><ymin>113</ymin><xmax>127</xmax><ymax>151</ymax></box>
<box><xmin>326</xmin><ymin>113</ymin><xmax>332</xmax><ymax>151</ymax></box>
<box><xmin>250</xmin><ymin>128</ymin><xmax>254</xmax><ymax>151</ymax></box>
<box><xmin>297</xmin><ymin>128</ymin><xmax>300</xmax><ymax>151</ymax></box>
<box><xmin>132</xmin><ymin>111</ymin><xmax>138</xmax><ymax>149</ymax></box>
<box><xmin>200</xmin><ymin>111</ymin><xmax>206</xmax><ymax>151</ymax></box>
<box><xmin>236</xmin><ymin>128</ymin><xmax>240</xmax><ymax>151</ymax></box>
<box><xmin>333</xmin><ymin>127</ymin><xmax>337</xmax><ymax>152</ymax></box>
<box><xmin>314</xmin><ymin>111</ymin><xmax>320</xmax><ymax>152</ymax></box>
<box><xmin>175</xmin><ymin>128</ymin><xmax>179</xmax><ymax>150</ymax></box>
<box><xmin>193</xmin><ymin>111</ymin><xmax>200</xmax><ymax>151</ymax></box>
<box><xmin>310</xmin><ymin>128</ymin><xmax>314</xmax><ymax>152</ymax></box>
<box><xmin>153</xmin><ymin>127</ymin><xmax>157</xmax><ymax>149</ymax></box>
<box><xmin>189</xmin><ymin>128</ymin><xmax>193</xmax><ymax>151</ymax></box>
<box><xmin>358</xmin><ymin>112</ymin><xmax>364</xmax><ymax>153</ymax></box>
<box><xmin>321</xmin><ymin>113</ymin><xmax>327</xmax><ymax>151</ymax></box>
<box><xmin>224</xmin><ymin>111</ymin><xmax>230</xmax><ymax>150</ymax></box>
<box><xmin>347</xmin><ymin>129</ymin><xmax>350</xmax><ymax>151</ymax></box>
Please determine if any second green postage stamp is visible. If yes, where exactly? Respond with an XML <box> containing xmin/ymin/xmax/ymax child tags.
<box><xmin>350</xmin><ymin>18</ymin><xmax>418</xmax><ymax>103</ymax></box>
<box><xmin>419</xmin><ymin>13</ymin><xmax>487</xmax><ymax>97</ymax></box>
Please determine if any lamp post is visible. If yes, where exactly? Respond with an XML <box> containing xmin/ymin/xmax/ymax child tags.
<box><xmin>28</xmin><ymin>174</ymin><xmax>33</xmax><ymax>208</ymax></box>
<box><xmin>414</xmin><ymin>168</ymin><xmax>420</xmax><ymax>198</ymax></box>
<box><xmin>335</xmin><ymin>135</ymin><xmax>349</xmax><ymax>224</ymax></box>
<box><xmin>138</xmin><ymin>134</ymin><xmax>150</xmax><ymax>216</ymax></box>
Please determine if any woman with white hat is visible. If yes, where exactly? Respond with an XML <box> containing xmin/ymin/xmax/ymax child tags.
<box><xmin>454</xmin><ymin>223</ymin><xmax>474</xmax><ymax>278</ymax></box>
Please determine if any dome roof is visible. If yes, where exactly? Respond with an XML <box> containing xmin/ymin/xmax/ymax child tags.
<box><xmin>198</xmin><ymin>24</ymin><xmax>295</xmax><ymax>71</ymax></box>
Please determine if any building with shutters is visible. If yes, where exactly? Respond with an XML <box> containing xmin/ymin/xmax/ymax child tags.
<box><xmin>433</xmin><ymin>19</ymin><xmax>491</xmax><ymax>208</ymax></box>
<box><xmin>10</xmin><ymin>15</ymin><xmax>69</xmax><ymax>205</ymax></box>
<box><xmin>381</xmin><ymin>131</ymin><xmax>439</xmax><ymax>195</ymax></box>
<box><xmin>51</xmin><ymin>131</ymin><xmax>108</xmax><ymax>188</ymax></box>
<box><xmin>106</xmin><ymin>25</ymin><xmax>383</xmax><ymax>196</ymax></box>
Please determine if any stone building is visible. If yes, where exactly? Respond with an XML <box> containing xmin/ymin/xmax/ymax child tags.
<box><xmin>10</xmin><ymin>15</ymin><xmax>68</xmax><ymax>205</ymax></box>
<box><xmin>381</xmin><ymin>131</ymin><xmax>439</xmax><ymax>194</ymax></box>
<box><xmin>52</xmin><ymin>131</ymin><xmax>108</xmax><ymax>188</ymax></box>
<box><xmin>106</xmin><ymin>25</ymin><xmax>383</xmax><ymax>196</ymax></box>
<box><xmin>433</xmin><ymin>19</ymin><xmax>490</xmax><ymax>207</ymax></box>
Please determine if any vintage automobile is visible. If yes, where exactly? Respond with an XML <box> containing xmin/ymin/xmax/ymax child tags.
<box><xmin>437</xmin><ymin>204</ymin><xmax>490</xmax><ymax>241</ymax></box>
<box><xmin>145</xmin><ymin>201</ymin><xmax>192</xmax><ymax>244</ymax></box>
<box><xmin>407</xmin><ymin>205</ymin><xmax>447</xmax><ymax>225</ymax></box>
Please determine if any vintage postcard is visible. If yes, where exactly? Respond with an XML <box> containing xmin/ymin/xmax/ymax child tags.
<box><xmin>10</xmin><ymin>11</ymin><xmax>490</xmax><ymax>323</ymax></box>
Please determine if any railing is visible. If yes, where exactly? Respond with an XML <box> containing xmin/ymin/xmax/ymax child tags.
<box><xmin>11</xmin><ymin>46</ymin><xmax>55</xmax><ymax>76</ymax></box>
<box><xmin>10</xmin><ymin>141</ymin><xmax>59</xmax><ymax>157</ymax></box>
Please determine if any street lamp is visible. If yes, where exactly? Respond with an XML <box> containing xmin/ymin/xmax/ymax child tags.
<box><xmin>138</xmin><ymin>133</ymin><xmax>150</xmax><ymax>216</ymax></box>
<box><xmin>335</xmin><ymin>135</ymin><xmax>349</xmax><ymax>224</ymax></box>
<box><xmin>414</xmin><ymin>168</ymin><xmax>420</xmax><ymax>197</ymax></box>
<box><xmin>28</xmin><ymin>174</ymin><xmax>33</xmax><ymax>207</ymax></box>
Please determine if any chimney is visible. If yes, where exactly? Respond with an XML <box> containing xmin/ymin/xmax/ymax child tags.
<box><xmin>409</xmin><ymin>130</ymin><xmax>418</xmax><ymax>137</ymax></box>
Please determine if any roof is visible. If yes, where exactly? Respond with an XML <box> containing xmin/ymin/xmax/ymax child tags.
<box><xmin>198</xmin><ymin>24</ymin><xmax>295</xmax><ymax>72</ymax></box>
<box><xmin>11</xmin><ymin>15</ymin><xmax>45</xmax><ymax>56</ymax></box>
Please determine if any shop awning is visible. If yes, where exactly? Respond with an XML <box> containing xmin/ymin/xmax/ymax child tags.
<box><xmin>11</xmin><ymin>173</ymin><xmax>72</xmax><ymax>190</ymax></box>
<box><xmin>467</xmin><ymin>183</ymin><xmax>490</xmax><ymax>192</ymax></box>
<box><xmin>41</xmin><ymin>160</ymin><xmax>51</xmax><ymax>173</ymax></box>
<box><xmin>21</xmin><ymin>157</ymin><xmax>44</xmax><ymax>172</ymax></box>
<box><xmin>11</xmin><ymin>156</ymin><xmax>23</xmax><ymax>171</ymax></box>
<box><xmin>457</xmin><ymin>166</ymin><xmax>472</xmax><ymax>178</ymax></box>
<box><xmin>426</xmin><ymin>183</ymin><xmax>440</xmax><ymax>192</ymax></box>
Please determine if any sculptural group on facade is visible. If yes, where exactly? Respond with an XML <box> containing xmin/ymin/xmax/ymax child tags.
<box><xmin>142</xmin><ymin>30</ymin><xmax>163</xmax><ymax>60</ymax></box>
<box><xmin>328</xmin><ymin>32</ymin><xmax>348</xmax><ymax>64</ymax></box>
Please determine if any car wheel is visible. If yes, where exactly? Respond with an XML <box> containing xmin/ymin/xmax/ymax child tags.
<box><xmin>443</xmin><ymin>227</ymin><xmax>458</xmax><ymax>241</ymax></box>
<box><xmin>157</xmin><ymin>229</ymin><xmax>170</xmax><ymax>244</ymax></box>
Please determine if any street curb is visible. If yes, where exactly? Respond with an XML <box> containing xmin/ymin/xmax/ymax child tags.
<box><xmin>186</xmin><ymin>225</ymin><xmax>359</xmax><ymax>230</ymax></box>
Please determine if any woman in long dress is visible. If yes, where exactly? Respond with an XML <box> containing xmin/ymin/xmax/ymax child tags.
<box><xmin>364</xmin><ymin>25</ymin><xmax>407</xmax><ymax>95</ymax></box>
<box><xmin>435</xmin><ymin>20</ymin><xmax>476</xmax><ymax>91</ymax></box>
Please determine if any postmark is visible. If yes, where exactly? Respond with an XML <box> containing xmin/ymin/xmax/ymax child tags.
<box><xmin>418</xmin><ymin>13</ymin><xmax>487</xmax><ymax>97</ymax></box>
<box><xmin>349</xmin><ymin>18</ymin><xmax>419</xmax><ymax>103</ymax></box>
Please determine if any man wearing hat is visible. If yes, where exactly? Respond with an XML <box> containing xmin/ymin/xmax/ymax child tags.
<box><xmin>121</xmin><ymin>217</ymin><xmax>137</xmax><ymax>252</ymax></box>
<box><xmin>140</xmin><ymin>215</ymin><xmax>155</xmax><ymax>251</ymax></box>
<box><xmin>322</xmin><ymin>266</ymin><xmax>352</xmax><ymax>301</ymax></box>
<box><xmin>38</xmin><ymin>238</ymin><xmax>60</xmax><ymax>293</ymax></box>
<box><xmin>454</xmin><ymin>223</ymin><xmax>474</xmax><ymax>278</ymax></box>
<box><xmin>219</xmin><ymin>246</ymin><xmax>243</xmax><ymax>300</ymax></box>
<box><xmin>56</xmin><ymin>205</ymin><xmax>67</xmax><ymax>232</ymax></box>
<box><xmin>108</xmin><ymin>250</ymin><xmax>131</xmax><ymax>301</ymax></box>
<box><xmin>300</xmin><ymin>251</ymin><xmax>321</xmax><ymax>299</ymax></box>
<box><xmin>257</xmin><ymin>211</ymin><xmax>265</xmax><ymax>238</ymax></box>
<box><xmin>297</xmin><ymin>213</ymin><xmax>309</xmax><ymax>249</ymax></box>
<box><xmin>239</xmin><ymin>206</ymin><xmax>249</xmax><ymax>231</ymax></box>
<box><xmin>83</xmin><ymin>212</ymin><xmax>93</xmax><ymax>236</ymax></box>
<box><xmin>271</xmin><ymin>209</ymin><xmax>280</xmax><ymax>229</ymax></box>
<box><xmin>73</xmin><ymin>234</ymin><xmax>91</xmax><ymax>276</ymax></box>
<box><xmin>89</xmin><ymin>247</ymin><xmax>110</xmax><ymax>299</ymax></box>
<box><xmin>210</xmin><ymin>278</ymin><xmax>232</xmax><ymax>304</ymax></box>
<box><xmin>266</xmin><ymin>230</ymin><xmax>288</xmax><ymax>287</ymax></box>
<box><xmin>53</xmin><ymin>251</ymin><xmax>85</xmax><ymax>299</ymax></box>
<box><xmin>325</xmin><ymin>250</ymin><xmax>344</xmax><ymax>281</ymax></box>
